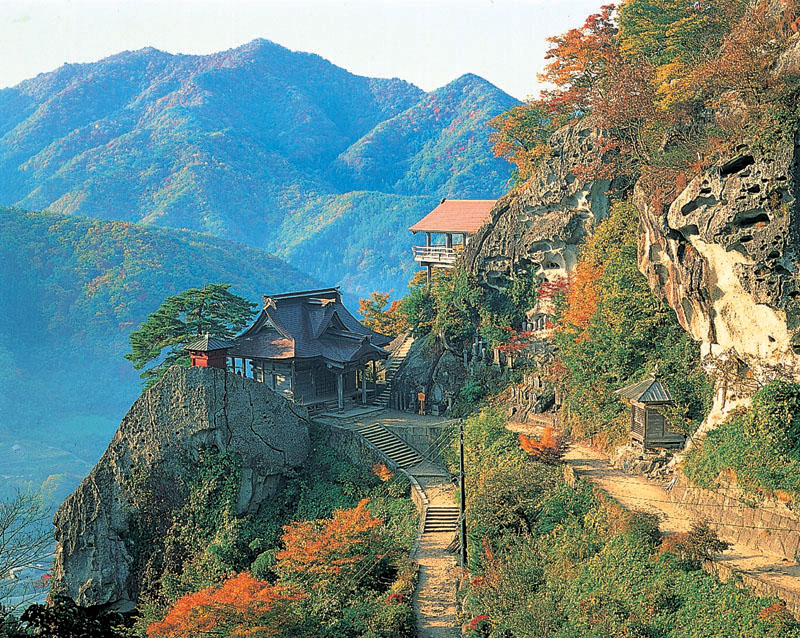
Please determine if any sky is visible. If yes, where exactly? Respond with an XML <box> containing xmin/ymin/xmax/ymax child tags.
<box><xmin>0</xmin><ymin>0</ymin><xmax>603</xmax><ymax>100</ymax></box>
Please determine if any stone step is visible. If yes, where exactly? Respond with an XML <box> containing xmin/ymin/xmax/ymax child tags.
<box><xmin>423</xmin><ymin>507</ymin><xmax>461</xmax><ymax>533</ymax></box>
<box><xmin>355</xmin><ymin>423</ymin><xmax>423</xmax><ymax>468</ymax></box>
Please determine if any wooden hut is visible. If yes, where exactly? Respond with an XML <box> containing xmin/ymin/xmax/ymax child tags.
<box><xmin>615</xmin><ymin>375</ymin><xmax>685</xmax><ymax>451</ymax></box>
<box><xmin>185</xmin><ymin>334</ymin><xmax>234</xmax><ymax>369</ymax></box>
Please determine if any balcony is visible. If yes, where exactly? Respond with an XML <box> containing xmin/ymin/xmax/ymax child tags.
<box><xmin>412</xmin><ymin>245</ymin><xmax>460</xmax><ymax>267</ymax></box>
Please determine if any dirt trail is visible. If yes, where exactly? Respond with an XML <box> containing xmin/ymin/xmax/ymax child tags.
<box><xmin>564</xmin><ymin>441</ymin><xmax>800</xmax><ymax>605</ymax></box>
<box><xmin>411</xmin><ymin>474</ymin><xmax>460</xmax><ymax>638</ymax></box>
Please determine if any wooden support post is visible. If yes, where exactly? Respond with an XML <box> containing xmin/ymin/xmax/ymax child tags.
<box><xmin>290</xmin><ymin>362</ymin><xmax>296</xmax><ymax>394</ymax></box>
<box><xmin>361</xmin><ymin>368</ymin><xmax>367</xmax><ymax>404</ymax></box>
<box><xmin>426</xmin><ymin>264</ymin><xmax>432</xmax><ymax>283</ymax></box>
<box><xmin>337</xmin><ymin>372</ymin><xmax>344</xmax><ymax>412</ymax></box>
<box><xmin>426</xmin><ymin>232</ymin><xmax>431</xmax><ymax>247</ymax></box>
<box><xmin>459</xmin><ymin>419</ymin><xmax>467</xmax><ymax>569</ymax></box>
<box><xmin>446</xmin><ymin>233</ymin><xmax>453</xmax><ymax>249</ymax></box>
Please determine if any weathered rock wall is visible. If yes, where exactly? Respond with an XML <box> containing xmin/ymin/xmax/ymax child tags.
<box><xmin>50</xmin><ymin>366</ymin><xmax>310</xmax><ymax>611</ymax></box>
<box><xmin>464</xmin><ymin>118</ymin><xmax>622</xmax><ymax>290</ymax></box>
<box><xmin>638</xmin><ymin>143</ymin><xmax>800</xmax><ymax>375</ymax></box>
<box><xmin>389</xmin><ymin>338</ymin><xmax>468</xmax><ymax>413</ymax></box>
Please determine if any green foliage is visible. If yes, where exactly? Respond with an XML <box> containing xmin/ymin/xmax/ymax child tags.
<box><xmin>19</xmin><ymin>597</ymin><xmax>128</xmax><ymax>638</ymax></box>
<box><xmin>684</xmin><ymin>382</ymin><xmax>800</xmax><ymax>503</ymax></box>
<box><xmin>125</xmin><ymin>283</ymin><xmax>256</xmax><ymax>387</ymax></box>
<box><xmin>0</xmin><ymin>206</ymin><xmax>315</xmax><ymax>441</ymax></box>
<box><xmin>460</xmin><ymin>408</ymin><xmax>800</xmax><ymax>638</ymax></box>
<box><xmin>401</xmin><ymin>264</ymin><xmax>537</xmax><ymax>349</ymax></box>
<box><xmin>554</xmin><ymin>202</ymin><xmax>712</xmax><ymax>447</ymax></box>
<box><xmin>133</xmin><ymin>424</ymin><xmax>418</xmax><ymax>638</ymax></box>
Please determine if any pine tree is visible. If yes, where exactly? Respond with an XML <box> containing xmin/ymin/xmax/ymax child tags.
<box><xmin>125</xmin><ymin>283</ymin><xmax>256</xmax><ymax>386</ymax></box>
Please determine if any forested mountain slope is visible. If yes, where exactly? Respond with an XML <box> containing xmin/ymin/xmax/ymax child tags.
<box><xmin>0</xmin><ymin>40</ymin><xmax>517</xmax><ymax>294</ymax></box>
<box><xmin>0</xmin><ymin>206</ymin><xmax>315</xmax><ymax>455</ymax></box>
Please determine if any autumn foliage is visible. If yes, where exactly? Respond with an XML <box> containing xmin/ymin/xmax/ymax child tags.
<box><xmin>560</xmin><ymin>262</ymin><xmax>601</xmax><ymax>339</ymax></box>
<box><xmin>147</xmin><ymin>574</ymin><xmax>304</xmax><ymax>638</ymax></box>
<box><xmin>276</xmin><ymin>499</ymin><xmax>385</xmax><ymax>589</ymax></box>
<box><xmin>519</xmin><ymin>426</ymin><xmax>566</xmax><ymax>464</ymax></box>
<box><xmin>372</xmin><ymin>462</ymin><xmax>394</xmax><ymax>482</ymax></box>
<box><xmin>149</xmin><ymin>499</ymin><xmax>405</xmax><ymax>637</ymax></box>
<box><xmin>490</xmin><ymin>0</ymin><xmax>800</xmax><ymax>195</ymax></box>
<box><xmin>359</xmin><ymin>291</ymin><xmax>409</xmax><ymax>336</ymax></box>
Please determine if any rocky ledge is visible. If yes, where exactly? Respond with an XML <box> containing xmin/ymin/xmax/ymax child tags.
<box><xmin>50</xmin><ymin>365</ymin><xmax>310</xmax><ymax>611</ymax></box>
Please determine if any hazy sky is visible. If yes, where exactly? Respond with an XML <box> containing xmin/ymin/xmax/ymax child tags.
<box><xmin>1</xmin><ymin>0</ymin><xmax>603</xmax><ymax>100</ymax></box>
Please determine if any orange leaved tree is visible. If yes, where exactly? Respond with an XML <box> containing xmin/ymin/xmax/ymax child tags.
<box><xmin>359</xmin><ymin>291</ymin><xmax>409</xmax><ymax>337</ymax></box>
<box><xmin>147</xmin><ymin>573</ymin><xmax>305</xmax><ymax>638</ymax></box>
<box><xmin>275</xmin><ymin>499</ymin><xmax>389</xmax><ymax>595</ymax></box>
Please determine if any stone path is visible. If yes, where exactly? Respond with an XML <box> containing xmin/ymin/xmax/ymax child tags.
<box><xmin>339</xmin><ymin>409</ymin><xmax>461</xmax><ymax>637</ymax></box>
<box><xmin>563</xmin><ymin>440</ymin><xmax>800</xmax><ymax>614</ymax></box>
<box><xmin>411</xmin><ymin>473</ymin><xmax>460</xmax><ymax>638</ymax></box>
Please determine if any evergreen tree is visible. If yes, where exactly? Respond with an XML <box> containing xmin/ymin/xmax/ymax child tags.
<box><xmin>125</xmin><ymin>284</ymin><xmax>256</xmax><ymax>386</ymax></box>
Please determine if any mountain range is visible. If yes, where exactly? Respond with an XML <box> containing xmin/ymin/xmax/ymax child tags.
<box><xmin>0</xmin><ymin>39</ymin><xmax>517</xmax><ymax>296</ymax></box>
<box><xmin>0</xmin><ymin>206</ymin><xmax>315</xmax><ymax>487</ymax></box>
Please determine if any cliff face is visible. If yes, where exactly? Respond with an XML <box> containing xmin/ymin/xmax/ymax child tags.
<box><xmin>637</xmin><ymin>143</ymin><xmax>800</xmax><ymax>399</ymax></box>
<box><xmin>465</xmin><ymin>118</ymin><xmax>621</xmax><ymax>289</ymax></box>
<box><xmin>50</xmin><ymin>366</ymin><xmax>310</xmax><ymax>611</ymax></box>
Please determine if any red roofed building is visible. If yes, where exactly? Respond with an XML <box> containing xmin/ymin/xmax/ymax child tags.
<box><xmin>409</xmin><ymin>198</ymin><xmax>496</xmax><ymax>280</ymax></box>
<box><xmin>227</xmin><ymin>287</ymin><xmax>391</xmax><ymax>413</ymax></box>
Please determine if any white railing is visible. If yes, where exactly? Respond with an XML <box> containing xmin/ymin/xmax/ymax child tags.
<box><xmin>412</xmin><ymin>245</ymin><xmax>459</xmax><ymax>265</ymax></box>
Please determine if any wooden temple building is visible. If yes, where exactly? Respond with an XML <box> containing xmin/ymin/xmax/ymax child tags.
<box><xmin>409</xmin><ymin>198</ymin><xmax>495</xmax><ymax>280</ymax></box>
<box><xmin>615</xmin><ymin>374</ymin><xmax>685</xmax><ymax>451</ymax></box>
<box><xmin>191</xmin><ymin>288</ymin><xmax>392</xmax><ymax>413</ymax></box>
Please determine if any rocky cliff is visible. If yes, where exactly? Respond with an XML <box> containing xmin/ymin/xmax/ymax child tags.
<box><xmin>637</xmin><ymin>143</ymin><xmax>800</xmax><ymax>423</ymax></box>
<box><xmin>465</xmin><ymin>118</ymin><xmax>623</xmax><ymax>290</ymax></box>
<box><xmin>50</xmin><ymin>366</ymin><xmax>310</xmax><ymax>611</ymax></box>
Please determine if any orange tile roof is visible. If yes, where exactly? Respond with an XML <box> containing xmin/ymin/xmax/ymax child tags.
<box><xmin>409</xmin><ymin>199</ymin><xmax>496</xmax><ymax>234</ymax></box>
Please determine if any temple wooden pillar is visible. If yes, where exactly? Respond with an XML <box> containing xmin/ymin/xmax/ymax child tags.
<box><xmin>337</xmin><ymin>372</ymin><xmax>344</xmax><ymax>412</ymax></box>
<box><xmin>361</xmin><ymin>369</ymin><xmax>367</xmax><ymax>404</ymax></box>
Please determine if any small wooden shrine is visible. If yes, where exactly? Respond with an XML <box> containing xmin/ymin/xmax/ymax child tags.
<box><xmin>615</xmin><ymin>374</ymin><xmax>685</xmax><ymax>451</ymax></box>
<box><xmin>185</xmin><ymin>334</ymin><xmax>234</xmax><ymax>369</ymax></box>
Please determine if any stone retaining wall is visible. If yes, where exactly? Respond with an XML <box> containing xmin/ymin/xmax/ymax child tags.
<box><xmin>320</xmin><ymin>423</ymin><xmax>428</xmax><ymax>516</ymax></box>
<box><xmin>385</xmin><ymin>423</ymin><xmax>452</xmax><ymax>463</ymax></box>
<box><xmin>669</xmin><ymin>473</ymin><xmax>800</xmax><ymax>562</ymax></box>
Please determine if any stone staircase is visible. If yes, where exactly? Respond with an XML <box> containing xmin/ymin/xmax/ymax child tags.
<box><xmin>423</xmin><ymin>506</ymin><xmax>460</xmax><ymax>534</ymax></box>
<box><xmin>355</xmin><ymin>423</ymin><xmax>423</xmax><ymax>468</ymax></box>
<box><xmin>374</xmin><ymin>334</ymin><xmax>415</xmax><ymax>407</ymax></box>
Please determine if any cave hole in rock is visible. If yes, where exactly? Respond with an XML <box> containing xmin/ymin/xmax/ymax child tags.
<box><xmin>720</xmin><ymin>154</ymin><xmax>755</xmax><ymax>178</ymax></box>
<box><xmin>746</xmin><ymin>184</ymin><xmax>761</xmax><ymax>194</ymax></box>
<box><xmin>727</xmin><ymin>242</ymin><xmax>748</xmax><ymax>257</ymax></box>
<box><xmin>654</xmin><ymin>264</ymin><xmax>669</xmax><ymax>287</ymax></box>
<box><xmin>768</xmin><ymin>335</ymin><xmax>776</xmax><ymax>343</ymax></box>
<box><xmin>678</xmin><ymin>224</ymin><xmax>700</xmax><ymax>239</ymax></box>
<box><xmin>793</xmin><ymin>344</ymin><xmax>800</xmax><ymax>355</ymax></box>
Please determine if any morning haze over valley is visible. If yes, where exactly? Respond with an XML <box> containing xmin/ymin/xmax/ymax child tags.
<box><xmin>4</xmin><ymin>1</ymin><xmax>800</xmax><ymax>637</ymax></box>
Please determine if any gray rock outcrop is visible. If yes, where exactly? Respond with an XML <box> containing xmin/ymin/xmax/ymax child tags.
<box><xmin>50</xmin><ymin>365</ymin><xmax>310</xmax><ymax>611</ymax></box>
<box><xmin>390</xmin><ymin>338</ymin><xmax>468</xmax><ymax>412</ymax></box>
<box><xmin>465</xmin><ymin>118</ymin><xmax>623</xmax><ymax>290</ymax></box>
<box><xmin>637</xmin><ymin>144</ymin><xmax>800</xmax><ymax>389</ymax></box>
